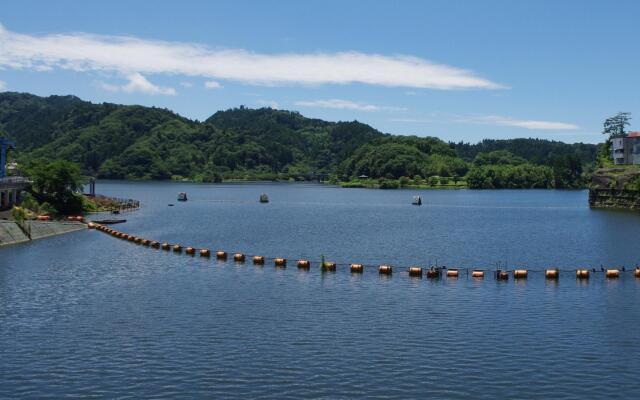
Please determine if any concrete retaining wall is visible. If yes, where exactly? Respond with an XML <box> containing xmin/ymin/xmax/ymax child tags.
<box><xmin>0</xmin><ymin>220</ymin><xmax>86</xmax><ymax>247</ymax></box>
<box><xmin>0</xmin><ymin>220</ymin><xmax>30</xmax><ymax>246</ymax></box>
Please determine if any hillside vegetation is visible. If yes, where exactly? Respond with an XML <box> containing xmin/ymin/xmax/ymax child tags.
<box><xmin>0</xmin><ymin>92</ymin><xmax>598</xmax><ymax>188</ymax></box>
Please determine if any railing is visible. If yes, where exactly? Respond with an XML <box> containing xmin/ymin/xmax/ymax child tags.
<box><xmin>0</xmin><ymin>176</ymin><xmax>31</xmax><ymax>186</ymax></box>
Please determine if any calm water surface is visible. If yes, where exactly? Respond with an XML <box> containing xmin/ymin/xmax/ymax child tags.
<box><xmin>1</xmin><ymin>182</ymin><xmax>640</xmax><ymax>399</ymax></box>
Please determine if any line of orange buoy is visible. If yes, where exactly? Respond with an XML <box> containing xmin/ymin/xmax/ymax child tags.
<box><xmin>88</xmin><ymin>222</ymin><xmax>640</xmax><ymax>281</ymax></box>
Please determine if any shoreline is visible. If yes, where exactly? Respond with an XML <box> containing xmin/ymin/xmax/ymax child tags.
<box><xmin>93</xmin><ymin>177</ymin><xmax>592</xmax><ymax>190</ymax></box>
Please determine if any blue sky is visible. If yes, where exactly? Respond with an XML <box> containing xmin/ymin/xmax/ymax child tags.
<box><xmin>1</xmin><ymin>0</ymin><xmax>638</xmax><ymax>143</ymax></box>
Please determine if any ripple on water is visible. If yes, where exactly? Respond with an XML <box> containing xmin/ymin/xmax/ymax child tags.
<box><xmin>2</xmin><ymin>184</ymin><xmax>640</xmax><ymax>398</ymax></box>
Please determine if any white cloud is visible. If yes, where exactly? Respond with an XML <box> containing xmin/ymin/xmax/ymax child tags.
<box><xmin>0</xmin><ymin>23</ymin><xmax>503</xmax><ymax>90</ymax></box>
<box><xmin>97</xmin><ymin>72</ymin><xmax>176</xmax><ymax>95</ymax></box>
<box><xmin>204</xmin><ymin>80</ymin><xmax>222</xmax><ymax>89</ymax></box>
<box><xmin>295</xmin><ymin>99</ymin><xmax>406</xmax><ymax>112</ymax></box>
<box><xmin>470</xmin><ymin>115</ymin><xmax>579</xmax><ymax>130</ymax></box>
<box><xmin>0</xmin><ymin>80</ymin><xmax>6</xmax><ymax>90</ymax></box>
<box><xmin>180</xmin><ymin>81</ymin><xmax>193</xmax><ymax>88</ymax></box>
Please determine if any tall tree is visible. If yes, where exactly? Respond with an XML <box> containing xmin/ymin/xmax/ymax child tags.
<box><xmin>602</xmin><ymin>112</ymin><xmax>631</xmax><ymax>139</ymax></box>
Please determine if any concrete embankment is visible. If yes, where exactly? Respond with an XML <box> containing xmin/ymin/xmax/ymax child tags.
<box><xmin>0</xmin><ymin>220</ymin><xmax>86</xmax><ymax>247</ymax></box>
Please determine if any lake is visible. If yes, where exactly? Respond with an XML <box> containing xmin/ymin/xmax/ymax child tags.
<box><xmin>1</xmin><ymin>182</ymin><xmax>640</xmax><ymax>399</ymax></box>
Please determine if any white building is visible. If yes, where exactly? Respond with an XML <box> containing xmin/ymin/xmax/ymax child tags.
<box><xmin>611</xmin><ymin>131</ymin><xmax>640</xmax><ymax>165</ymax></box>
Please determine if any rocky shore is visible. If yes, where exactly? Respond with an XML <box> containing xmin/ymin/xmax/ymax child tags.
<box><xmin>589</xmin><ymin>167</ymin><xmax>640</xmax><ymax>210</ymax></box>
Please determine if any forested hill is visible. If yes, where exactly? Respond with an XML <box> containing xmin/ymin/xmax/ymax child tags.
<box><xmin>0</xmin><ymin>92</ymin><xmax>599</xmax><ymax>188</ymax></box>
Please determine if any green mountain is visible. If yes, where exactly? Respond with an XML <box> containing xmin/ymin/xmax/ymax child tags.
<box><xmin>0</xmin><ymin>92</ymin><xmax>598</xmax><ymax>188</ymax></box>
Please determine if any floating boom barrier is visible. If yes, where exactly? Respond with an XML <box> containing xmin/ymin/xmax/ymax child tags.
<box><xmin>88</xmin><ymin>222</ymin><xmax>640</xmax><ymax>281</ymax></box>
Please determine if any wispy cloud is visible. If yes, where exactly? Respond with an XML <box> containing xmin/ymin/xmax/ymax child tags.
<box><xmin>98</xmin><ymin>72</ymin><xmax>176</xmax><ymax>95</ymax></box>
<box><xmin>179</xmin><ymin>81</ymin><xmax>193</xmax><ymax>88</ymax></box>
<box><xmin>204</xmin><ymin>80</ymin><xmax>222</xmax><ymax>89</ymax></box>
<box><xmin>0</xmin><ymin>80</ymin><xmax>6</xmax><ymax>90</ymax></box>
<box><xmin>295</xmin><ymin>99</ymin><xmax>406</xmax><ymax>112</ymax></box>
<box><xmin>0</xmin><ymin>23</ymin><xmax>503</xmax><ymax>90</ymax></box>
<box><xmin>389</xmin><ymin>113</ymin><xmax>579</xmax><ymax>131</ymax></box>
<box><xmin>466</xmin><ymin>115</ymin><xmax>579</xmax><ymax>130</ymax></box>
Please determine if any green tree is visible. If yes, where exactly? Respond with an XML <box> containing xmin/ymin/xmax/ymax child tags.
<box><xmin>603</xmin><ymin>112</ymin><xmax>631</xmax><ymax>139</ymax></box>
<box><xmin>27</xmin><ymin>160</ymin><xmax>84</xmax><ymax>214</ymax></box>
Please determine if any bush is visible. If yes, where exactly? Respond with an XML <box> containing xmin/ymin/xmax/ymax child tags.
<box><xmin>38</xmin><ymin>202</ymin><xmax>57</xmax><ymax>216</ymax></box>
<box><xmin>379</xmin><ymin>179</ymin><xmax>400</xmax><ymax>189</ymax></box>
<box><xmin>427</xmin><ymin>176</ymin><xmax>439</xmax><ymax>186</ymax></box>
<box><xmin>11</xmin><ymin>206</ymin><xmax>28</xmax><ymax>221</ymax></box>
<box><xmin>20</xmin><ymin>192</ymin><xmax>39</xmax><ymax>212</ymax></box>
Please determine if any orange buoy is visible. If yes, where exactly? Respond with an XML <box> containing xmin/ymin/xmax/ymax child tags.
<box><xmin>75</xmin><ymin>216</ymin><xmax>84</xmax><ymax>222</ymax></box>
<box><xmin>576</xmin><ymin>269</ymin><xmax>590</xmax><ymax>279</ymax></box>
<box><xmin>497</xmin><ymin>270</ymin><xmax>509</xmax><ymax>280</ymax></box>
<box><xmin>253</xmin><ymin>256</ymin><xmax>265</xmax><ymax>265</ymax></box>
<box><xmin>350</xmin><ymin>263</ymin><xmax>364</xmax><ymax>273</ymax></box>
<box><xmin>122</xmin><ymin>234</ymin><xmax>130</xmax><ymax>240</ymax></box>
<box><xmin>216</xmin><ymin>251</ymin><xmax>227</xmax><ymax>260</ymax></box>
<box><xmin>200</xmin><ymin>248</ymin><xmax>211</xmax><ymax>257</ymax></box>
<box><xmin>88</xmin><ymin>222</ymin><xmax>96</xmax><ymax>229</ymax></box>
<box><xmin>274</xmin><ymin>258</ymin><xmax>287</xmax><ymax>267</ymax></box>
<box><xmin>297</xmin><ymin>260</ymin><xmax>310</xmax><ymax>269</ymax></box>
<box><xmin>151</xmin><ymin>241</ymin><xmax>160</xmax><ymax>249</ymax></box>
<box><xmin>67</xmin><ymin>216</ymin><xmax>76</xmax><ymax>221</ymax></box>
<box><xmin>142</xmin><ymin>239</ymin><xmax>151</xmax><ymax>246</ymax></box>
<box><xmin>135</xmin><ymin>237</ymin><xmax>144</xmax><ymax>244</ymax></box>
<box><xmin>545</xmin><ymin>268</ymin><xmax>559</xmax><ymax>280</ymax></box>
<box><xmin>408</xmin><ymin>267</ymin><xmax>422</xmax><ymax>277</ymax></box>
<box><xmin>513</xmin><ymin>269</ymin><xmax>528</xmax><ymax>279</ymax></box>
<box><xmin>472</xmin><ymin>270</ymin><xmax>484</xmax><ymax>278</ymax></box>
<box><xmin>233</xmin><ymin>253</ymin><xmax>245</xmax><ymax>262</ymax></box>
<box><xmin>161</xmin><ymin>242</ymin><xmax>170</xmax><ymax>250</ymax></box>
<box><xmin>447</xmin><ymin>269</ymin><xmax>459</xmax><ymax>278</ymax></box>
<box><xmin>173</xmin><ymin>244</ymin><xmax>183</xmax><ymax>252</ymax></box>
<box><xmin>635</xmin><ymin>268</ymin><xmax>640</xmax><ymax>278</ymax></box>
<box><xmin>426</xmin><ymin>268</ymin><xmax>440</xmax><ymax>279</ymax></box>
<box><xmin>127</xmin><ymin>236</ymin><xmax>136</xmax><ymax>242</ymax></box>
<box><xmin>185</xmin><ymin>247</ymin><xmax>195</xmax><ymax>255</ymax></box>
<box><xmin>606</xmin><ymin>269</ymin><xmax>620</xmax><ymax>279</ymax></box>
<box><xmin>379</xmin><ymin>265</ymin><xmax>392</xmax><ymax>275</ymax></box>
<box><xmin>37</xmin><ymin>215</ymin><xmax>50</xmax><ymax>221</ymax></box>
<box><xmin>322</xmin><ymin>262</ymin><xmax>336</xmax><ymax>271</ymax></box>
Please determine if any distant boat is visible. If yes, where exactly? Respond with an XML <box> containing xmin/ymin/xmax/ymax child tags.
<box><xmin>412</xmin><ymin>195</ymin><xmax>422</xmax><ymax>206</ymax></box>
<box><xmin>259</xmin><ymin>193</ymin><xmax>269</xmax><ymax>203</ymax></box>
<box><xmin>177</xmin><ymin>192</ymin><xmax>188</xmax><ymax>201</ymax></box>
